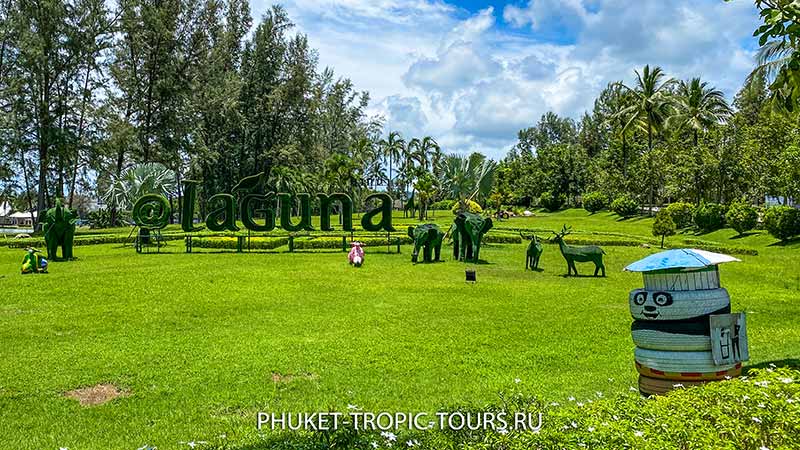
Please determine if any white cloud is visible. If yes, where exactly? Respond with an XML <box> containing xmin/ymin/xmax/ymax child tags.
<box><xmin>257</xmin><ymin>0</ymin><xmax>761</xmax><ymax>159</ymax></box>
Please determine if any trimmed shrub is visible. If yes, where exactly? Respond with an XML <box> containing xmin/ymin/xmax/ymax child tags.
<box><xmin>430</xmin><ymin>199</ymin><xmax>455</xmax><ymax>211</ymax></box>
<box><xmin>693</xmin><ymin>202</ymin><xmax>725</xmax><ymax>231</ymax></box>
<box><xmin>611</xmin><ymin>195</ymin><xmax>639</xmax><ymax>218</ymax></box>
<box><xmin>665</xmin><ymin>202</ymin><xmax>694</xmax><ymax>228</ymax></box>
<box><xmin>451</xmin><ymin>200</ymin><xmax>483</xmax><ymax>215</ymax></box>
<box><xmin>764</xmin><ymin>206</ymin><xmax>800</xmax><ymax>241</ymax></box>
<box><xmin>539</xmin><ymin>191</ymin><xmax>565</xmax><ymax>212</ymax></box>
<box><xmin>582</xmin><ymin>191</ymin><xmax>609</xmax><ymax>214</ymax></box>
<box><xmin>652</xmin><ymin>209</ymin><xmax>676</xmax><ymax>248</ymax></box>
<box><xmin>726</xmin><ymin>200</ymin><xmax>758</xmax><ymax>235</ymax></box>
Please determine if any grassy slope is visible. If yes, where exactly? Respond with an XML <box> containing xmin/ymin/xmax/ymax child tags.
<box><xmin>0</xmin><ymin>209</ymin><xmax>798</xmax><ymax>449</ymax></box>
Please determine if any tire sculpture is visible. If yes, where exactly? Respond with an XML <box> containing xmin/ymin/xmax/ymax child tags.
<box><xmin>638</xmin><ymin>375</ymin><xmax>708</xmax><ymax>396</ymax></box>
<box><xmin>624</xmin><ymin>254</ymin><xmax>748</xmax><ymax>396</ymax></box>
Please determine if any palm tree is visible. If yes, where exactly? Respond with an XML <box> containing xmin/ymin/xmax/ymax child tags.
<box><xmin>604</xmin><ymin>82</ymin><xmax>635</xmax><ymax>177</ymax></box>
<box><xmin>412</xmin><ymin>136</ymin><xmax>440</xmax><ymax>171</ymax></box>
<box><xmin>671</xmin><ymin>78</ymin><xmax>732</xmax><ymax>146</ymax></box>
<box><xmin>616</xmin><ymin>65</ymin><xmax>675</xmax><ymax>212</ymax></box>
<box><xmin>378</xmin><ymin>131</ymin><xmax>405</xmax><ymax>195</ymax></box>
<box><xmin>104</xmin><ymin>162</ymin><xmax>177</xmax><ymax>212</ymax></box>
<box><xmin>439</xmin><ymin>153</ymin><xmax>497</xmax><ymax>213</ymax></box>
<box><xmin>670</xmin><ymin>78</ymin><xmax>733</xmax><ymax>203</ymax></box>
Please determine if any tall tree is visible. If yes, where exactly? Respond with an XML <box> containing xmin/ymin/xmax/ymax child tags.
<box><xmin>616</xmin><ymin>65</ymin><xmax>675</xmax><ymax>211</ymax></box>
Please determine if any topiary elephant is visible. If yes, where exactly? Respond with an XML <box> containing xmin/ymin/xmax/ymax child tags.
<box><xmin>408</xmin><ymin>224</ymin><xmax>444</xmax><ymax>263</ymax></box>
<box><xmin>450</xmin><ymin>212</ymin><xmax>493</xmax><ymax>262</ymax></box>
<box><xmin>43</xmin><ymin>199</ymin><xmax>78</xmax><ymax>260</ymax></box>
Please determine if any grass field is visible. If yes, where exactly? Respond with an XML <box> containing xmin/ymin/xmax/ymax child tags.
<box><xmin>0</xmin><ymin>209</ymin><xmax>798</xmax><ymax>449</ymax></box>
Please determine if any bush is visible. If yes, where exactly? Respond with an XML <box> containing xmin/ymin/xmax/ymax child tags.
<box><xmin>611</xmin><ymin>195</ymin><xmax>639</xmax><ymax>218</ymax></box>
<box><xmin>665</xmin><ymin>202</ymin><xmax>694</xmax><ymax>228</ymax></box>
<box><xmin>260</xmin><ymin>367</ymin><xmax>800</xmax><ymax>450</ymax></box>
<box><xmin>539</xmin><ymin>191</ymin><xmax>565</xmax><ymax>212</ymax></box>
<box><xmin>652</xmin><ymin>209</ymin><xmax>676</xmax><ymax>248</ymax></box>
<box><xmin>87</xmin><ymin>208</ymin><xmax>128</xmax><ymax>229</ymax></box>
<box><xmin>726</xmin><ymin>200</ymin><xmax>758</xmax><ymax>235</ymax></box>
<box><xmin>693</xmin><ymin>202</ymin><xmax>725</xmax><ymax>231</ymax></box>
<box><xmin>764</xmin><ymin>206</ymin><xmax>800</xmax><ymax>241</ymax></box>
<box><xmin>451</xmin><ymin>200</ymin><xmax>483</xmax><ymax>215</ymax></box>
<box><xmin>582</xmin><ymin>191</ymin><xmax>609</xmax><ymax>214</ymax></box>
<box><xmin>430</xmin><ymin>199</ymin><xmax>455</xmax><ymax>211</ymax></box>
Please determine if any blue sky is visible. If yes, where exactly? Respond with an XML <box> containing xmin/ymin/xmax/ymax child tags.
<box><xmin>253</xmin><ymin>1</ymin><xmax>762</xmax><ymax>159</ymax></box>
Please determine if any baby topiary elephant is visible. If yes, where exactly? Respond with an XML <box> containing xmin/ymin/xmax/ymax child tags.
<box><xmin>408</xmin><ymin>224</ymin><xmax>444</xmax><ymax>263</ymax></box>
<box><xmin>451</xmin><ymin>212</ymin><xmax>493</xmax><ymax>262</ymax></box>
<box><xmin>43</xmin><ymin>199</ymin><xmax>78</xmax><ymax>260</ymax></box>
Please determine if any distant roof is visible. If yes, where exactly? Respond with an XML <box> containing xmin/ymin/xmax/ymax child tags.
<box><xmin>624</xmin><ymin>249</ymin><xmax>740</xmax><ymax>272</ymax></box>
<box><xmin>8</xmin><ymin>211</ymin><xmax>37</xmax><ymax>218</ymax></box>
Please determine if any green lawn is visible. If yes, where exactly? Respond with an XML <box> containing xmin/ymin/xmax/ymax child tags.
<box><xmin>0</xmin><ymin>209</ymin><xmax>798</xmax><ymax>449</ymax></box>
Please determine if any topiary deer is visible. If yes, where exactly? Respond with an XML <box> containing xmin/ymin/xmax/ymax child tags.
<box><xmin>552</xmin><ymin>225</ymin><xmax>606</xmax><ymax>277</ymax></box>
<box><xmin>522</xmin><ymin>233</ymin><xmax>543</xmax><ymax>270</ymax></box>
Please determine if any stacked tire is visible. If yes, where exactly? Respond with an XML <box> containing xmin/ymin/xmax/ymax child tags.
<box><xmin>629</xmin><ymin>268</ymin><xmax>741</xmax><ymax>395</ymax></box>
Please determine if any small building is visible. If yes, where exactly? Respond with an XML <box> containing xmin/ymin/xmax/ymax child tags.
<box><xmin>8</xmin><ymin>211</ymin><xmax>37</xmax><ymax>227</ymax></box>
<box><xmin>0</xmin><ymin>201</ymin><xmax>12</xmax><ymax>225</ymax></box>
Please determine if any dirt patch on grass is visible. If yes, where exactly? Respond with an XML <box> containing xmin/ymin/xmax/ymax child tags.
<box><xmin>271</xmin><ymin>372</ymin><xmax>317</xmax><ymax>383</ymax></box>
<box><xmin>64</xmin><ymin>383</ymin><xmax>128</xmax><ymax>406</ymax></box>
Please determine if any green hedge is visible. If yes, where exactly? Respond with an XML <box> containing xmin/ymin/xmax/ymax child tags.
<box><xmin>253</xmin><ymin>367</ymin><xmax>800</xmax><ymax>450</ymax></box>
<box><xmin>192</xmin><ymin>236</ymin><xmax>288</xmax><ymax>250</ymax></box>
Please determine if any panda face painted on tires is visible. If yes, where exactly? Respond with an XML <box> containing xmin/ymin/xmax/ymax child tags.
<box><xmin>629</xmin><ymin>288</ymin><xmax>731</xmax><ymax>321</ymax></box>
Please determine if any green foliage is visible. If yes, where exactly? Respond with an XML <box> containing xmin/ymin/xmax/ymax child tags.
<box><xmin>582</xmin><ymin>191</ymin><xmax>609</xmax><ymax>214</ymax></box>
<box><xmin>652</xmin><ymin>209</ymin><xmax>676</xmax><ymax>247</ymax></box>
<box><xmin>726</xmin><ymin>201</ymin><xmax>759</xmax><ymax>235</ymax></box>
<box><xmin>88</xmin><ymin>208</ymin><xmax>126</xmax><ymax>229</ymax></box>
<box><xmin>260</xmin><ymin>368</ymin><xmax>800</xmax><ymax>450</ymax></box>
<box><xmin>539</xmin><ymin>191</ymin><xmax>566</xmax><ymax>212</ymax></box>
<box><xmin>131</xmin><ymin>194</ymin><xmax>171</xmax><ymax>230</ymax></box>
<box><xmin>431</xmin><ymin>199</ymin><xmax>456</xmax><ymax>211</ymax></box>
<box><xmin>693</xmin><ymin>202</ymin><xmax>726</xmax><ymax>232</ymax></box>
<box><xmin>611</xmin><ymin>195</ymin><xmax>639</xmax><ymax>218</ymax></box>
<box><xmin>665</xmin><ymin>202</ymin><xmax>695</xmax><ymax>228</ymax></box>
<box><xmin>764</xmin><ymin>206</ymin><xmax>800</xmax><ymax>241</ymax></box>
<box><xmin>451</xmin><ymin>200</ymin><xmax>483</xmax><ymax>215</ymax></box>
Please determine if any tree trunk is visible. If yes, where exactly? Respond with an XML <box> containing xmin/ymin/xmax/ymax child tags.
<box><xmin>647</xmin><ymin>126</ymin><xmax>654</xmax><ymax>216</ymax></box>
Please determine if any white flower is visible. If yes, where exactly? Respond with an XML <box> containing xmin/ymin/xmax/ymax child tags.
<box><xmin>612</xmin><ymin>415</ymin><xmax>619</xmax><ymax>421</ymax></box>
<box><xmin>371</xmin><ymin>442</ymin><xmax>379</xmax><ymax>449</ymax></box>
<box><xmin>595</xmin><ymin>391</ymin><xmax>603</xmax><ymax>398</ymax></box>
<box><xmin>568</xmin><ymin>396</ymin><xmax>576</xmax><ymax>401</ymax></box>
<box><xmin>218</xmin><ymin>434</ymin><xmax>226</xmax><ymax>439</ymax></box>
<box><xmin>577</xmin><ymin>402</ymin><xmax>585</xmax><ymax>407</ymax></box>
<box><xmin>498</xmin><ymin>427</ymin><xmax>509</xmax><ymax>435</ymax></box>
<box><xmin>758</xmin><ymin>403</ymin><xmax>766</xmax><ymax>408</ymax></box>
<box><xmin>587</xmin><ymin>426</ymin><xmax>595</xmax><ymax>432</ymax></box>
<box><xmin>607</xmin><ymin>378</ymin><xmax>614</xmax><ymax>382</ymax></box>
<box><xmin>514</xmin><ymin>378</ymin><xmax>521</xmax><ymax>384</ymax></box>
<box><xmin>562</xmin><ymin>425</ymin><xmax>569</xmax><ymax>431</ymax></box>
<box><xmin>381</xmin><ymin>431</ymin><xmax>397</xmax><ymax>442</ymax></box>
<box><xmin>752</xmin><ymin>417</ymin><xmax>762</xmax><ymax>423</ymax></box>
<box><xmin>761</xmin><ymin>446</ymin><xmax>770</xmax><ymax>450</ymax></box>
<box><xmin>571</xmin><ymin>421</ymin><xmax>578</xmax><ymax>428</ymax></box>
<box><xmin>780</xmin><ymin>378</ymin><xmax>793</xmax><ymax>384</ymax></box>
<box><xmin>634</xmin><ymin>430</ymin><xmax>644</xmax><ymax>437</ymax></box>
<box><xmin>755</xmin><ymin>381</ymin><xmax>769</xmax><ymax>388</ymax></box>
<box><xmin>724</xmin><ymin>376</ymin><xmax>732</xmax><ymax>380</ymax></box>
<box><xmin>629</xmin><ymin>386</ymin><xmax>638</xmax><ymax>392</ymax></box>
<box><xmin>787</xmin><ymin>398</ymin><xmax>795</xmax><ymax>404</ymax></box>
<box><xmin>406</xmin><ymin>439</ymin><xmax>419</xmax><ymax>447</ymax></box>
<box><xmin>742</xmin><ymin>395</ymin><xmax>750</xmax><ymax>401</ymax></box>
<box><xmin>550</xmin><ymin>402</ymin><xmax>560</xmax><ymax>407</ymax></box>
<box><xmin>59</xmin><ymin>448</ymin><xmax>68</xmax><ymax>450</ymax></box>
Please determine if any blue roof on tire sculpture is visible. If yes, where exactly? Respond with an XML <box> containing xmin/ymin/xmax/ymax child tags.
<box><xmin>624</xmin><ymin>249</ymin><xmax>740</xmax><ymax>272</ymax></box>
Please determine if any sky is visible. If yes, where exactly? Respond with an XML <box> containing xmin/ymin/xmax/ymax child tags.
<box><xmin>253</xmin><ymin>0</ymin><xmax>762</xmax><ymax>159</ymax></box>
